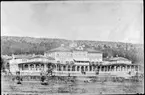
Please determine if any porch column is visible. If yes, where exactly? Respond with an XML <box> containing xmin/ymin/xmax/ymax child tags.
<box><xmin>120</xmin><ymin>66</ymin><xmax>122</xmax><ymax>71</ymax></box>
<box><xmin>75</xmin><ymin>66</ymin><xmax>77</xmax><ymax>72</ymax></box>
<box><xmin>119</xmin><ymin>66</ymin><xmax>121</xmax><ymax>71</ymax></box>
<box><xmin>56</xmin><ymin>64</ymin><xmax>58</xmax><ymax>71</ymax></box>
<box><xmin>125</xmin><ymin>65</ymin><xmax>127</xmax><ymax>71</ymax></box>
<box><xmin>28</xmin><ymin>64</ymin><xmax>30</xmax><ymax>70</ymax></box>
<box><xmin>44</xmin><ymin>64</ymin><xmax>46</xmax><ymax>71</ymax></box>
<box><xmin>66</xmin><ymin>65</ymin><xmax>68</xmax><ymax>71</ymax></box>
<box><xmin>130</xmin><ymin>65</ymin><xmax>131</xmax><ymax>71</ymax></box>
<box><xmin>23</xmin><ymin>64</ymin><xmax>25</xmax><ymax>70</ymax></box>
<box><xmin>109</xmin><ymin>66</ymin><xmax>111</xmax><ymax>72</ymax></box>
<box><xmin>42</xmin><ymin>64</ymin><xmax>44</xmax><ymax>70</ymax></box>
<box><xmin>19</xmin><ymin>64</ymin><xmax>22</xmax><ymax>71</ymax></box>
<box><xmin>122</xmin><ymin>66</ymin><xmax>124</xmax><ymax>71</ymax></box>
<box><xmin>61</xmin><ymin>65</ymin><xmax>63</xmax><ymax>71</ymax></box>
<box><xmin>103</xmin><ymin>66</ymin><xmax>105</xmax><ymax>72</ymax></box>
<box><xmin>70</xmin><ymin>65</ymin><xmax>72</xmax><ymax>71</ymax></box>
<box><xmin>88</xmin><ymin>65</ymin><xmax>90</xmax><ymax>71</ymax></box>
<box><xmin>39</xmin><ymin>64</ymin><xmax>41</xmax><ymax>71</ymax></box>
<box><xmin>114</xmin><ymin>66</ymin><xmax>116</xmax><ymax>71</ymax></box>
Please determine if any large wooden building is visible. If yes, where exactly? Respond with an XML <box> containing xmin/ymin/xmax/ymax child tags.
<box><xmin>8</xmin><ymin>45</ymin><xmax>140</xmax><ymax>78</ymax></box>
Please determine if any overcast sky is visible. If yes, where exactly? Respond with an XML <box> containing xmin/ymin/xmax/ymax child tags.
<box><xmin>1</xmin><ymin>0</ymin><xmax>143</xmax><ymax>44</ymax></box>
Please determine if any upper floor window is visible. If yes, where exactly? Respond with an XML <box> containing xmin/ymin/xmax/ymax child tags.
<box><xmin>77</xmin><ymin>66</ymin><xmax>80</xmax><ymax>71</ymax></box>
<box><xmin>85</xmin><ymin>66</ymin><xmax>88</xmax><ymax>71</ymax></box>
<box><xmin>68</xmin><ymin>65</ymin><xmax>70</xmax><ymax>71</ymax></box>
<box><xmin>30</xmin><ymin>64</ymin><xmax>34</xmax><ymax>70</ymax></box>
<box><xmin>72</xmin><ymin>66</ymin><xmax>76</xmax><ymax>71</ymax></box>
<box><xmin>63</xmin><ymin>65</ymin><xmax>66</xmax><ymax>71</ymax></box>
<box><xmin>89</xmin><ymin>66</ymin><xmax>92</xmax><ymax>71</ymax></box>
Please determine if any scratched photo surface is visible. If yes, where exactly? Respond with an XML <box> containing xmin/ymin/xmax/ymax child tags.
<box><xmin>1</xmin><ymin>0</ymin><xmax>144</xmax><ymax>95</ymax></box>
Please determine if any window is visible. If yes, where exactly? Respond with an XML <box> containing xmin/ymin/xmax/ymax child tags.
<box><xmin>63</xmin><ymin>66</ymin><xmax>66</xmax><ymax>71</ymax></box>
<box><xmin>89</xmin><ymin>66</ymin><xmax>92</xmax><ymax>71</ymax></box>
<box><xmin>81</xmin><ymin>66</ymin><xmax>84</xmax><ymax>71</ymax></box>
<box><xmin>41</xmin><ymin>64</ymin><xmax>44</xmax><ymax>69</ymax></box>
<box><xmin>58</xmin><ymin>65</ymin><xmax>61</xmax><ymax>71</ymax></box>
<box><xmin>36</xmin><ymin>64</ymin><xmax>39</xmax><ymax>71</ymax></box>
<box><xmin>77</xmin><ymin>66</ymin><xmax>80</xmax><ymax>71</ymax></box>
<box><xmin>24</xmin><ymin>64</ymin><xmax>28</xmax><ymax>70</ymax></box>
<box><xmin>30</xmin><ymin>64</ymin><xmax>34</xmax><ymax>70</ymax></box>
<box><xmin>68</xmin><ymin>65</ymin><xmax>70</xmax><ymax>71</ymax></box>
<box><xmin>72</xmin><ymin>66</ymin><xmax>75</xmax><ymax>71</ymax></box>
<box><xmin>85</xmin><ymin>66</ymin><xmax>88</xmax><ymax>71</ymax></box>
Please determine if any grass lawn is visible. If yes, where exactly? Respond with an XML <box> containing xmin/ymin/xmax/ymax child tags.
<box><xmin>1</xmin><ymin>75</ymin><xmax>144</xmax><ymax>95</ymax></box>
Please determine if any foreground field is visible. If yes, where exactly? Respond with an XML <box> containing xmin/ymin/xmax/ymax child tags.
<box><xmin>1</xmin><ymin>75</ymin><xmax>144</xmax><ymax>95</ymax></box>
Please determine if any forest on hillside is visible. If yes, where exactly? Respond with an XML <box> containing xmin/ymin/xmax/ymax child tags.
<box><xmin>1</xmin><ymin>36</ymin><xmax>144</xmax><ymax>66</ymax></box>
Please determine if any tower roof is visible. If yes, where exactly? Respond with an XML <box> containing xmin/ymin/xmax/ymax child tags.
<box><xmin>85</xmin><ymin>48</ymin><xmax>102</xmax><ymax>53</ymax></box>
<box><xmin>104</xmin><ymin>57</ymin><xmax>131</xmax><ymax>61</ymax></box>
<box><xmin>47</xmin><ymin>46</ymin><xmax>72</xmax><ymax>52</ymax></box>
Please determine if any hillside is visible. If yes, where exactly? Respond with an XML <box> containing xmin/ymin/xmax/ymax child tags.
<box><xmin>1</xmin><ymin>36</ymin><xmax>144</xmax><ymax>66</ymax></box>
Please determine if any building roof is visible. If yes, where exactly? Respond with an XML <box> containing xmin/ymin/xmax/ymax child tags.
<box><xmin>46</xmin><ymin>46</ymin><xmax>102</xmax><ymax>53</ymax></box>
<box><xmin>104</xmin><ymin>57</ymin><xmax>131</xmax><ymax>61</ymax></box>
<box><xmin>27</xmin><ymin>56</ymin><xmax>55</xmax><ymax>60</ymax></box>
<box><xmin>12</xmin><ymin>54</ymin><xmax>55</xmax><ymax>60</ymax></box>
<box><xmin>13</xmin><ymin>54</ymin><xmax>33</xmax><ymax>59</ymax></box>
<box><xmin>47</xmin><ymin>46</ymin><xmax>72</xmax><ymax>52</ymax></box>
<box><xmin>85</xmin><ymin>48</ymin><xmax>102</xmax><ymax>53</ymax></box>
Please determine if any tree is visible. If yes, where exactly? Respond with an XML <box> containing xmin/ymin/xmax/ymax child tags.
<box><xmin>1</xmin><ymin>57</ymin><xmax>6</xmax><ymax>71</ymax></box>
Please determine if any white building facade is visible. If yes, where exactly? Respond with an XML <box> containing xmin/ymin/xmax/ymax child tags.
<box><xmin>8</xmin><ymin>45</ymin><xmax>140</xmax><ymax>79</ymax></box>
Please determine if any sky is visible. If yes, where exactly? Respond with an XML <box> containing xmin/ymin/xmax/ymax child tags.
<box><xmin>1</xmin><ymin>0</ymin><xmax>143</xmax><ymax>44</ymax></box>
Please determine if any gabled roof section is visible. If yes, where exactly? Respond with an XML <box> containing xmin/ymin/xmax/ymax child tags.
<box><xmin>104</xmin><ymin>57</ymin><xmax>131</xmax><ymax>61</ymax></box>
<box><xmin>13</xmin><ymin>54</ymin><xmax>33</xmax><ymax>59</ymax></box>
<box><xmin>72</xmin><ymin>48</ymin><xmax>85</xmax><ymax>52</ymax></box>
<box><xmin>27</xmin><ymin>55</ymin><xmax>55</xmax><ymax>60</ymax></box>
<box><xmin>12</xmin><ymin>54</ymin><xmax>55</xmax><ymax>60</ymax></box>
